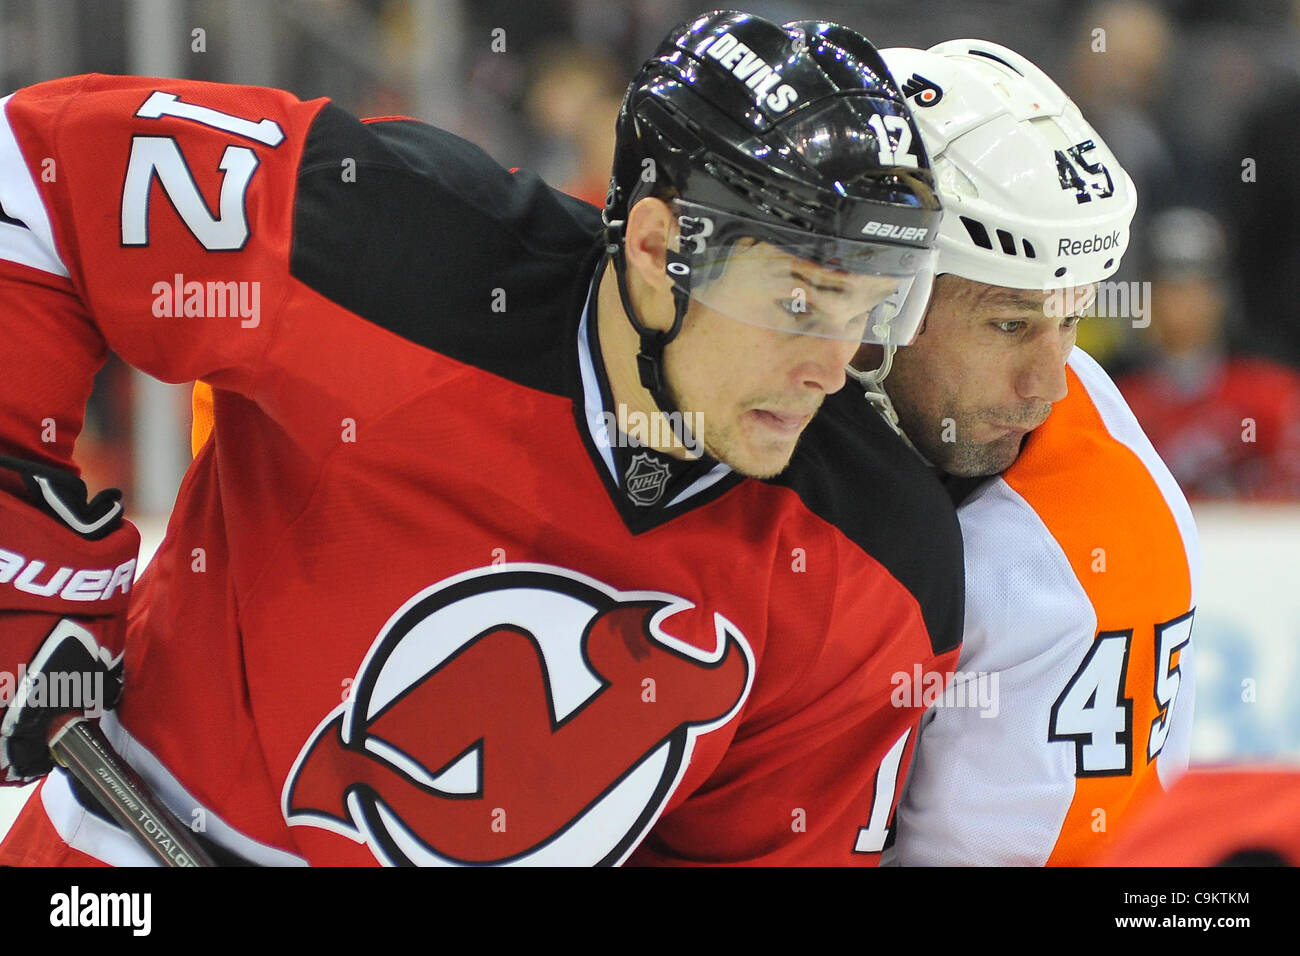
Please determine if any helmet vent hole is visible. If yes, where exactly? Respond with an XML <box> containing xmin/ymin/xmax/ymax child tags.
<box><xmin>1054</xmin><ymin>266</ymin><xmax>1067</xmax><ymax>277</ymax></box>
<box><xmin>1105</xmin><ymin>257</ymin><xmax>1114</xmax><ymax>269</ymax></box>
<box><xmin>960</xmin><ymin>216</ymin><xmax>993</xmax><ymax>250</ymax></box>
<box><xmin>1023</xmin><ymin>239</ymin><xmax>1036</xmax><ymax>259</ymax></box>
<box><xmin>996</xmin><ymin>229</ymin><xmax>1016</xmax><ymax>256</ymax></box>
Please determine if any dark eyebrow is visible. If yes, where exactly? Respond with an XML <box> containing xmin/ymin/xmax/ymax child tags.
<box><xmin>789</xmin><ymin>268</ymin><xmax>848</xmax><ymax>294</ymax></box>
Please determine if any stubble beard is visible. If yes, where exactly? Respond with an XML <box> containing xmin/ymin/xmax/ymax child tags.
<box><xmin>924</xmin><ymin>426</ymin><xmax>1024</xmax><ymax>477</ymax></box>
<box><xmin>889</xmin><ymin>386</ymin><xmax>1027</xmax><ymax>477</ymax></box>
<box><xmin>664</xmin><ymin>381</ymin><xmax>808</xmax><ymax>480</ymax></box>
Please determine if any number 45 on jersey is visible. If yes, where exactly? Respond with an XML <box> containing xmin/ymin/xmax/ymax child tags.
<box><xmin>1049</xmin><ymin>611</ymin><xmax>1194</xmax><ymax>776</ymax></box>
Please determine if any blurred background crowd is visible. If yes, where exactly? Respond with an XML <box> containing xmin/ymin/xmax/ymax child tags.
<box><xmin>3</xmin><ymin>0</ymin><xmax>1300</xmax><ymax>508</ymax></box>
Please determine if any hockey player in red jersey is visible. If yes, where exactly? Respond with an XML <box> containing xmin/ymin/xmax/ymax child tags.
<box><xmin>0</xmin><ymin>11</ymin><xmax>962</xmax><ymax>865</ymax></box>
<box><xmin>1117</xmin><ymin>207</ymin><xmax>1300</xmax><ymax>501</ymax></box>
<box><xmin>860</xmin><ymin>41</ymin><xmax>1198</xmax><ymax>865</ymax></box>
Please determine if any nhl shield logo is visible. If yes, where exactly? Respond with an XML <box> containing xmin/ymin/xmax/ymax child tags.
<box><xmin>624</xmin><ymin>452</ymin><xmax>671</xmax><ymax>506</ymax></box>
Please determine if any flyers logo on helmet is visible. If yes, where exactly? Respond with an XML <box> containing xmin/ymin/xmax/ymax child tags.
<box><xmin>283</xmin><ymin>564</ymin><xmax>754</xmax><ymax>865</ymax></box>
<box><xmin>901</xmin><ymin>73</ymin><xmax>943</xmax><ymax>107</ymax></box>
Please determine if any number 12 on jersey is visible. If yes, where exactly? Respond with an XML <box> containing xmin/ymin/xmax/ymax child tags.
<box><xmin>1048</xmin><ymin>610</ymin><xmax>1194</xmax><ymax>776</ymax></box>
<box><xmin>120</xmin><ymin>91</ymin><xmax>285</xmax><ymax>251</ymax></box>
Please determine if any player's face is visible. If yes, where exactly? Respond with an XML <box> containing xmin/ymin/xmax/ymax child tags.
<box><xmin>664</xmin><ymin>251</ymin><xmax>891</xmax><ymax>478</ymax></box>
<box><xmin>878</xmin><ymin>275</ymin><xmax>1088</xmax><ymax>476</ymax></box>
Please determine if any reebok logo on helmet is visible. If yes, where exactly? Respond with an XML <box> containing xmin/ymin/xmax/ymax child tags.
<box><xmin>1057</xmin><ymin>230</ymin><xmax>1122</xmax><ymax>256</ymax></box>
<box><xmin>697</xmin><ymin>30</ymin><xmax>801</xmax><ymax>114</ymax></box>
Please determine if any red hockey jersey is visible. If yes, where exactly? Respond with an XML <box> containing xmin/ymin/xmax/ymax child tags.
<box><xmin>1117</xmin><ymin>356</ymin><xmax>1300</xmax><ymax>501</ymax></box>
<box><xmin>0</xmin><ymin>75</ymin><xmax>962</xmax><ymax>865</ymax></box>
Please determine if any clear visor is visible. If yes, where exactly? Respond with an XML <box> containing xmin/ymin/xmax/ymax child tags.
<box><xmin>668</xmin><ymin>200</ymin><xmax>938</xmax><ymax>346</ymax></box>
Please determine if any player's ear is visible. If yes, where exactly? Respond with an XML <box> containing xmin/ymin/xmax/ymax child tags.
<box><xmin>623</xmin><ymin>197</ymin><xmax>675</xmax><ymax>296</ymax></box>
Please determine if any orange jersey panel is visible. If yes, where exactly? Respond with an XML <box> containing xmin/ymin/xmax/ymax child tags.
<box><xmin>191</xmin><ymin>380</ymin><xmax>214</xmax><ymax>456</ymax></box>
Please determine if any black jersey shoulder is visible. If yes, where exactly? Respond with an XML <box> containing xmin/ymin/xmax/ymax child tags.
<box><xmin>290</xmin><ymin>104</ymin><xmax>604</xmax><ymax>396</ymax></box>
<box><xmin>769</xmin><ymin>388</ymin><xmax>964</xmax><ymax>655</ymax></box>
<box><xmin>942</xmin><ymin>472</ymin><xmax>994</xmax><ymax>508</ymax></box>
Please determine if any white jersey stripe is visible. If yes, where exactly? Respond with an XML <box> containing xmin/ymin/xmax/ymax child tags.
<box><xmin>41</xmin><ymin>768</ymin><xmax>160</xmax><ymax>866</ymax></box>
<box><xmin>577</xmin><ymin>293</ymin><xmax>618</xmax><ymax>483</ymax></box>
<box><xmin>40</xmin><ymin>711</ymin><xmax>307</xmax><ymax>866</ymax></box>
<box><xmin>0</xmin><ymin>94</ymin><xmax>69</xmax><ymax>278</ymax></box>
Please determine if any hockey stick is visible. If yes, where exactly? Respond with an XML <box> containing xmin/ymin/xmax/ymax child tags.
<box><xmin>46</xmin><ymin>714</ymin><xmax>215</xmax><ymax>867</ymax></box>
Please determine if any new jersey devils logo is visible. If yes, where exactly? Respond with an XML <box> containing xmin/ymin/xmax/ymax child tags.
<box><xmin>283</xmin><ymin>564</ymin><xmax>754</xmax><ymax>865</ymax></box>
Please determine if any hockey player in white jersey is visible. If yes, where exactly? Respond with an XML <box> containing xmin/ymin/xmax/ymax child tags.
<box><xmin>863</xmin><ymin>40</ymin><xmax>1199</xmax><ymax>865</ymax></box>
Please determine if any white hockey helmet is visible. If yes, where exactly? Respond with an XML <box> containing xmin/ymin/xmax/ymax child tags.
<box><xmin>880</xmin><ymin>40</ymin><xmax>1137</xmax><ymax>290</ymax></box>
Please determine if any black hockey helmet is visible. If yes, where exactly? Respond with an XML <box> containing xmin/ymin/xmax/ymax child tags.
<box><xmin>602</xmin><ymin>10</ymin><xmax>942</xmax><ymax>413</ymax></box>
<box><xmin>607</xmin><ymin>12</ymin><xmax>941</xmax><ymax>247</ymax></box>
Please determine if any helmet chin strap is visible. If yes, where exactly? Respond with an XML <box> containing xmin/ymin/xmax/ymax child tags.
<box><xmin>602</xmin><ymin>223</ymin><xmax>700</xmax><ymax>455</ymax></box>
<box><xmin>848</xmin><ymin>344</ymin><xmax>900</xmax><ymax>431</ymax></box>
<box><xmin>848</xmin><ymin>345</ymin><xmax>932</xmax><ymax>465</ymax></box>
